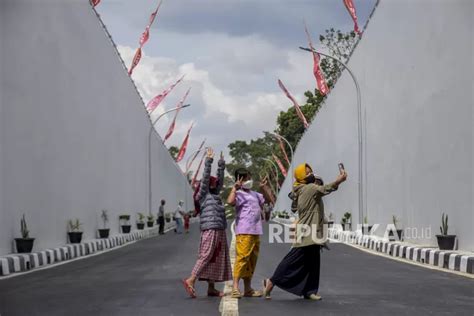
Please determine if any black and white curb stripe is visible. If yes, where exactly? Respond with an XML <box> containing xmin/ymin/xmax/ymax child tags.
<box><xmin>0</xmin><ymin>226</ymin><xmax>165</xmax><ymax>276</ymax></box>
<box><xmin>328</xmin><ymin>229</ymin><xmax>474</xmax><ymax>275</ymax></box>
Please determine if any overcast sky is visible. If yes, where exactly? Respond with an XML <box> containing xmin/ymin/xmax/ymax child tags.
<box><xmin>97</xmin><ymin>0</ymin><xmax>377</xmax><ymax>170</ymax></box>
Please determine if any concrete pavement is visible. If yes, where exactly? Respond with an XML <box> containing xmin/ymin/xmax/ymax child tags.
<box><xmin>0</xmin><ymin>222</ymin><xmax>473</xmax><ymax>315</ymax></box>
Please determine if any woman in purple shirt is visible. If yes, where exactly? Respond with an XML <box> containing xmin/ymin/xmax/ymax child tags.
<box><xmin>227</xmin><ymin>168</ymin><xmax>273</xmax><ymax>298</ymax></box>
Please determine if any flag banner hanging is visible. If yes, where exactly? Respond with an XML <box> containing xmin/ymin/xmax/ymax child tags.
<box><xmin>128</xmin><ymin>48</ymin><xmax>142</xmax><ymax>75</ymax></box>
<box><xmin>147</xmin><ymin>75</ymin><xmax>185</xmax><ymax>113</ymax></box>
<box><xmin>273</xmin><ymin>153</ymin><xmax>288</xmax><ymax>177</ymax></box>
<box><xmin>129</xmin><ymin>0</ymin><xmax>163</xmax><ymax>75</ymax></box>
<box><xmin>91</xmin><ymin>0</ymin><xmax>100</xmax><ymax>7</ymax></box>
<box><xmin>278</xmin><ymin>79</ymin><xmax>309</xmax><ymax>129</ymax></box>
<box><xmin>164</xmin><ymin>88</ymin><xmax>192</xmax><ymax>142</ymax></box>
<box><xmin>139</xmin><ymin>0</ymin><xmax>163</xmax><ymax>47</ymax></box>
<box><xmin>304</xmin><ymin>23</ymin><xmax>330</xmax><ymax>96</ymax></box>
<box><xmin>277</xmin><ymin>136</ymin><xmax>291</xmax><ymax>167</ymax></box>
<box><xmin>192</xmin><ymin>152</ymin><xmax>206</xmax><ymax>186</ymax></box>
<box><xmin>148</xmin><ymin>0</ymin><xmax>162</xmax><ymax>26</ymax></box>
<box><xmin>343</xmin><ymin>0</ymin><xmax>362</xmax><ymax>35</ymax></box>
<box><xmin>176</xmin><ymin>123</ymin><xmax>194</xmax><ymax>163</ymax></box>
<box><xmin>186</xmin><ymin>138</ymin><xmax>206</xmax><ymax>173</ymax></box>
<box><xmin>139</xmin><ymin>27</ymin><xmax>150</xmax><ymax>47</ymax></box>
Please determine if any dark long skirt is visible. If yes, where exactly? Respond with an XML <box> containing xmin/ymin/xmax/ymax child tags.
<box><xmin>270</xmin><ymin>244</ymin><xmax>321</xmax><ymax>297</ymax></box>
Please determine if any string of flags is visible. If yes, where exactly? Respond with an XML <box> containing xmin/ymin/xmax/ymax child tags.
<box><xmin>278</xmin><ymin>79</ymin><xmax>309</xmax><ymax>129</ymax></box>
<box><xmin>176</xmin><ymin>122</ymin><xmax>194</xmax><ymax>163</ymax></box>
<box><xmin>343</xmin><ymin>0</ymin><xmax>362</xmax><ymax>35</ymax></box>
<box><xmin>92</xmin><ymin>0</ymin><xmax>363</xmax><ymax>176</ymax></box>
<box><xmin>164</xmin><ymin>88</ymin><xmax>191</xmax><ymax>142</ymax></box>
<box><xmin>147</xmin><ymin>75</ymin><xmax>185</xmax><ymax>114</ymax></box>
<box><xmin>128</xmin><ymin>0</ymin><xmax>163</xmax><ymax>75</ymax></box>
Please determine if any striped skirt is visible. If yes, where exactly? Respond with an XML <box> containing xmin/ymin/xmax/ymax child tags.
<box><xmin>191</xmin><ymin>229</ymin><xmax>232</xmax><ymax>282</ymax></box>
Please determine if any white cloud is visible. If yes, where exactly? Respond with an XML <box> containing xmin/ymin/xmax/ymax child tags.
<box><xmin>116</xmin><ymin>31</ymin><xmax>316</xmax><ymax>171</ymax></box>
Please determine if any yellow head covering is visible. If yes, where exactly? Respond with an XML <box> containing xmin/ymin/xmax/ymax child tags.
<box><xmin>293</xmin><ymin>163</ymin><xmax>312</xmax><ymax>186</ymax></box>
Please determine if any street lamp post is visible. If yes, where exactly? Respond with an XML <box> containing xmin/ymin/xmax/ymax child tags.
<box><xmin>268</xmin><ymin>132</ymin><xmax>296</xmax><ymax>215</ymax></box>
<box><xmin>262</xmin><ymin>157</ymin><xmax>280</xmax><ymax>197</ymax></box>
<box><xmin>148</xmin><ymin>104</ymin><xmax>191</xmax><ymax>216</ymax></box>
<box><xmin>269</xmin><ymin>132</ymin><xmax>294</xmax><ymax>177</ymax></box>
<box><xmin>299</xmin><ymin>46</ymin><xmax>364</xmax><ymax>226</ymax></box>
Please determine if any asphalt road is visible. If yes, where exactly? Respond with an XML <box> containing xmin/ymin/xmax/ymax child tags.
<box><xmin>0</xmin><ymin>222</ymin><xmax>473</xmax><ymax>316</ymax></box>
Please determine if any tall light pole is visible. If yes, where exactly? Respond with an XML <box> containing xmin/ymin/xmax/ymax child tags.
<box><xmin>299</xmin><ymin>46</ymin><xmax>364</xmax><ymax>226</ymax></box>
<box><xmin>262</xmin><ymin>158</ymin><xmax>280</xmax><ymax>197</ymax></box>
<box><xmin>269</xmin><ymin>132</ymin><xmax>294</xmax><ymax>176</ymax></box>
<box><xmin>148</xmin><ymin>104</ymin><xmax>191</xmax><ymax>216</ymax></box>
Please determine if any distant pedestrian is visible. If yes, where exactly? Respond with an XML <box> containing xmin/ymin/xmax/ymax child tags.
<box><xmin>158</xmin><ymin>199</ymin><xmax>166</xmax><ymax>235</ymax></box>
<box><xmin>263</xmin><ymin>163</ymin><xmax>347</xmax><ymax>300</ymax></box>
<box><xmin>174</xmin><ymin>200</ymin><xmax>185</xmax><ymax>234</ymax></box>
<box><xmin>182</xmin><ymin>148</ymin><xmax>232</xmax><ymax>298</ymax></box>
<box><xmin>184</xmin><ymin>212</ymin><xmax>190</xmax><ymax>233</ymax></box>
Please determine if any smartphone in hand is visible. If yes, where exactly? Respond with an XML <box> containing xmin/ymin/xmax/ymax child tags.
<box><xmin>338</xmin><ymin>163</ymin><xmax>345</xmax><ymax>173</ymax></box>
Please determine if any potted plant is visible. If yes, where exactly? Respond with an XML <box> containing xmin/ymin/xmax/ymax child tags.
<box><xmin>388</xmin><ymin>215</ymin><xmax>403</xmax><ymax>241</ymax></box>
<box><xmin>119</xmin><ymin>214</ymin><xmax>131</xmax><ymax>233</ymax></box>
<box><xmin>147</xmin><ymin>214</ymin><xmax>155</xmax><ymax>227</ymax></box>
<box><xmin>136</xmin><ymin>213</ymin><xmax>145</xmax><ymax>230</ymax></box>
<box><xmin>327</xmin><ymin>212</ymin><xmax>334</xmax><ymax>228</ymax></box>
<box><xmin>361</xmin><ymin>216</ymin><xmax>368</xmax><ymax>234</ymax></box>
<box><xmin>341</xmin><ymin>212</ymin><xmax>352</xmax><ymax>231</ymax></box>
<box><xmin>362</xmin><ymin>216</ymin><xmax>373</xmax><ymax>234</ymax></box>
<box><xmin>165</xmin><ymin>213</ymin><xmax>171</xmax><ymax>223</ymax></box>
<box><xmin>15</xmin><ymin>214</ymin><xmax>35</xmax><ymax>253</ymax></box>
<box><xmin>436</xmin><ymin>213</ymin><xmax>456</xmax><ymax>250</ymax></box>
<box><xmin>68</xmin><ymin>219</ymin><xmax>83</xmax><ymax>244</ymax></box>
<box><xmin>98</xmin><ymin>209</ymin><xmax>110</xmax><ymax>238</ymax></box>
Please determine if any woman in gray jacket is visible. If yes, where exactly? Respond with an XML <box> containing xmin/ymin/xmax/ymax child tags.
<box><xmin>182</xmin><ymin>148</ymin><xmax>232</xmax><ymax>298</ymax></box>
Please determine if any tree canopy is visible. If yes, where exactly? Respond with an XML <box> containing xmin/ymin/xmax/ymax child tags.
<box><xmin>225</xmin><ymin>29</ymin><xmax>357</xmax><ymax>192</ymax></box>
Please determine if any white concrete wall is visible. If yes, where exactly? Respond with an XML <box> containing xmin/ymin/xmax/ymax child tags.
<box><xmin>275</xmin><ymin>0</ymin><xmax>473</xmax><ymax>251</ymax></box>
<box><xmin>0</xmin><ymin>0</ymin><xmax>193</xmax><ymax>256</ymax></box>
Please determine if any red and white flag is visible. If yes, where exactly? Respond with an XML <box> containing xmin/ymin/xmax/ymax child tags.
<box><xmin>91</xmin><ymin>0</ymin><xmax>100</xmax><ymax>7</ymax></box>
<box><xmin>129</xmin><ymin>1</ymin><xmax>163</xmax><ymax>75</ymax></box>
<box><xmin>176</xmin><ymin>123</ymin><xmax>194</xmax><ymax>163</ymax></box>
<box><xmin>304</xmin><ymin>24</ymin><xmax>330</xmax><ymax>96</ymax></box>
<box><xmin>164</xmin><ymin>88</ymin><xmax>191</xmax><ymax>142</ymax></box>
<box><xmin>186</xmin><ymin>138</ymin><xmax>206</xmax><ymax>173</ymax></box>
<box><xmin>147</xmin><ymin>75</ymin><xmax>185</xmax><ymax>113</ymax></box>
<box><xmin>148</xmin><ymin>0</ymin><xmax>162</xmax><ymax>26</ymax></box>
<box><xmin>191</xmin><ymin>152</ymin><xmax>206</xmax><ymax>186</ymax></box>
<box><xmin>278</xmin><ymin>79</ymin><xmax>309</xmax><ymax>129</ymax></box>
<box><xmin>139</xmin><ymin>1</ymin><xmax>163</xmax><ymax>47</ymax></box>
<box><xmin>277</xmin><ymin>136</ymin><xmax>291</xmax><ymax>167</ymax></box>
<box><xmin>139</xmin><ymin>27</ymin><xmax>150</xmax><ymax>47</ymax></box>
<box><xmin>128</xmin><ymin>48</ymin><xmax>142</xmax><ymax>76</ymax></box>
<box><xmin>273</xmin><ymin>153</ymin><xmax>288</xmax><ymax>177</ymax></box>
<box><xmin>343</xmin><ymin>0</ymin><xmax>362</xmax><ymax>35</ymax></box>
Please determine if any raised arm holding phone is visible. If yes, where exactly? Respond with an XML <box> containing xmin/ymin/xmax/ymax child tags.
<box><xmin>263</xmin><ymin>162</ymin><xmax>347</xmax><ymax>301</ymax></box>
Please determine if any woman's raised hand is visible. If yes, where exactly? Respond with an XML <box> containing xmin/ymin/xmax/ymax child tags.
<box><xmin>234</xmin><ymin>175</ymin><xmax>244</xmax><ymax>190</ymax></box>
<box><xmin>207</xmin><ymin>147</ymin><xmax>214</xmax><ymax>159</ymax></box>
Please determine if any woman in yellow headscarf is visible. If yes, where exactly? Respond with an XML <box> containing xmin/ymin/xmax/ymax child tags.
<box><xmin>262</xmin><ymin>162</ymin><xmax>347</xmax><ymax>300</ymax></box>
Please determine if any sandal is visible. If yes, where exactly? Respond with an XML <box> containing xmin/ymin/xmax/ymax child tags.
<box><xmin>181</xmin><ymin>279</ymin><xmax>196</xmax><ymax>298</ymax></box>
<box><xmin>262</xmin><ymin>279</ymin><xmax>272</xmax><ymax>299</ymax></box>
<box><xmin>304</xmin><ymin>293</ymin><xmax>322</xmax><ymax>301</ymax></box>
<box><xmin>207</xmin><ymin>290</ymin><xmax>224</xmax><ymax>297</ymax></box>
<box><xmin>244</xmin><ymin>289</ymin><xmax>263</xmax><ymax>297</ymax></box>
<box><xmin>230</xmin><ymin>288</ymin><xmax>242</xmax><ymax>299</ymax></box>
